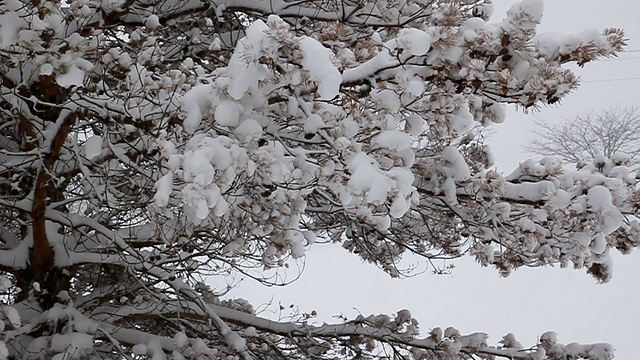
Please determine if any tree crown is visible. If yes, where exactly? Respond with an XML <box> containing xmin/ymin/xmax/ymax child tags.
<box><xmin>0</xmin><ymin>0</ymin><xmax>633</xmax><ymax>358</ymax></box>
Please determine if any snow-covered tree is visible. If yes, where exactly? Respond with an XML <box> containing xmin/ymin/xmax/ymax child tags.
<box><xmin>0</xmin><ymin>0</ymin><xmax>634</xmax><ymax>358</ymax></box>
<box><xmin>525</xmin><ymin>106</ymin><xmax>640</xmax><ymax>167</ymax></box>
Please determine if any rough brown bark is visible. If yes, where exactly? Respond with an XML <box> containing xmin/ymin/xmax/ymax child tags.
<box><xmin>18</xmin><ymin>79</ymin><xmax>76</xmax><ymax>309</ymax></box>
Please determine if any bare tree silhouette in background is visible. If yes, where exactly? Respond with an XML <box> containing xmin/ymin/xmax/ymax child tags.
<box><xmin>526</xmin><ymin>106</ymin><xmax>640</xmax><ymax>166</ymax></box>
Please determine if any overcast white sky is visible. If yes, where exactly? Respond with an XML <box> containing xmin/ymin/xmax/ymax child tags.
<box><xmin>223</xmin><ymin>1</ymin><xmax>640</xmax><ymax>358</ymax></box>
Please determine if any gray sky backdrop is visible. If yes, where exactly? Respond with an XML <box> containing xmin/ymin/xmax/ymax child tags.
<box><xmin>222</xmin><ymin>1</ymin><xmax>640</xmax><ymax>358</ymax></box>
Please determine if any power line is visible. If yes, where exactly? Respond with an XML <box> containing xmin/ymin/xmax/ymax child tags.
<box><xmin>582</xmin><ymin>77</ymin><xmax>640</xmax><ymax>84</ymax></box>
<box><xmin>602</xmin><ymin>56</ymin><xmax>640</xmax><ymax>61</ymax></box>
<box><xmin>578</xmin><ymin>49</ymin><xmax>640</xmax><ymax>82</ymax></box>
